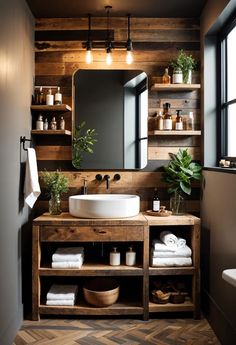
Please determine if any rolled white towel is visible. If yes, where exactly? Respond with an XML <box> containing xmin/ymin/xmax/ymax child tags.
<box><xmin>52</xmin><ymin>260</ymin><xmax>83</xmax><ymax>268</ymax></box>
<box><xmin>152</xmin><ymin>240</ymin><xmax>176</xmax><ymax>252</ymax></box>
<box><xmin>151</xmin><ymin>245</ymin><xmax>192</xmax><ymax>258</ymax></box>
<box><xmin>177</xmin><ymin>237</ymin><xmax>186</xmax><ymax>248</ymax></box>
<box><xmin>160</xmin><ymin>231</ymin><xmax>178</xmax><ymax>248</ymax></box>
<box><xmin>151</xmin><ymin>257</ymin><xmax>192</xmax><ymax>267</ymax></box>
<box><xmin>46</xmin><ymin>284</ymin><xmax>78</xmax><ymax>300</ymax></box>
<box><xmin>46</xmin><ymin>299</ymin><xmax>75</xmax><ymax>306</ymax></box>
<box><xmin>52</xmin><ymin>247</ymin><xmax>84</xmax><ymax>262</ymax></box>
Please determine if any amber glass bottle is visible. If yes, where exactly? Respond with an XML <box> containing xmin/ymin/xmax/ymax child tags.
<box><xmin>175</xmin><ymin>110</ymin><xmax>183</xmax><ymax>130</ymax></box>
<box><xmin>162</xmin><ymin>68</ymin><xmax>171</xmax><ymax>84</ymax></box>
<box><xmin>163</xmin><ymin>103</ymin><xmax>172</xmax><ymax>130</ymax></box>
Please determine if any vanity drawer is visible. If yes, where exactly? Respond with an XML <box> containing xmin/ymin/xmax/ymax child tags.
<box><xmin>40</xmin><ymin>226</ymin><xmax>144</xmax><ymax>242</ymax></box>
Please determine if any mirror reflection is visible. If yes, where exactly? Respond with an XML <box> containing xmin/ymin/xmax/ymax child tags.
<box><xmin>73</xmin><ymin>69</ymin><xmax>148</xmax><ymax>169</ymax></box>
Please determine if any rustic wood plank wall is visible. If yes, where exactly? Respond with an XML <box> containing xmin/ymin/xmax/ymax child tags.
<box><xmin>34</xmin><ymin>17</ymin><xmax>200</xmax><ymax>215</ymax></box>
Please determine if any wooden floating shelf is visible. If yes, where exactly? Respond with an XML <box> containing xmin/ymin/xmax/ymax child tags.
<box><xmin>150</xmin><ymin>83</ymin><xmax>201</xmax><ymax>91</ymax></box>
<box><xmin>149</xmin><ymin>266</ymin><xmax>195</xmax><ymax>276</ymax></box>
<box><xmin>39</xmin><ymin>263</ymin><xmax>144</xmax><ymax>276</ymax></box>
<box><xmin>31</xmin><ymin>104</ymin><xmax>72</xmax><ymax>112</ymax></box>
<box><xmin>148</xmin><ymin>130</ymin><xmax>201</xmax><ymax>136</ymax></box>
<box><xmin>149</xmin><ymin>300</ymin><xmax>194</xmax><ymax>313</ymax></box>
<box><xmin>31</xmin><ymin>129</ymin><xmax>71</xmax><ymax>135</ymax></box>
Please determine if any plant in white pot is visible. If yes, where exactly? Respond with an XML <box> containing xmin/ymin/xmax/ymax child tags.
<box><xmin>170</xmin><ymin>49</ymin><xmax>196</xmax><ymax>84</ymax></box>
<box><xmin>162</xmin><ymin>149</ymin><xmax>202</xmax><ymax>214</ymax></box>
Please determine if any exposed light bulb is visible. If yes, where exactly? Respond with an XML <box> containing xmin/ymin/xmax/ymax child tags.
<box><xmin>126</xmin><ymin>50</ymin><xmax>133</xmax><ymax>65</ymax></box>
<box><xmin>86</xmin><ymin>50</ymin><xmax>93</xmax><ymax>64</ymax></box>
<box><xmin>106</xmin><ymin>51</ymin><xmax>112</xmax><ymax>65</ymax></box>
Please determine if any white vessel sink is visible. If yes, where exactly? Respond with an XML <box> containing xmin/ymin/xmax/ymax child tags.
<box><xmin>69</xmin><ymin>194</ymin><xmax>140</xmax><ymax>218</ymax></box>
<box><xmin>222</xmin><ymin>269</ymin><xmax>236</xmax><ymax>288</ymax></box>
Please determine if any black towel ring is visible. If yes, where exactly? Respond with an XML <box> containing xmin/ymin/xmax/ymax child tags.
<box><xmin>20</xmin><ymin>136</ymin><xmax>32</xmax><ymax>151</ymax></box>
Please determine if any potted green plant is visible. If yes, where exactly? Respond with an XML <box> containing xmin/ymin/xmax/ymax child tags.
<box><xmin>41</xmin><ymin>170</ymin><xmax>69</xmax><ymax>215</ymax></box>
<box><xmin>72</xmin><ymin>121</ymin><xmax>97</xmax><ymax>169</ymax></box>
<box><xmin>170</xmin><ymin>49</ymin><xmax>196</xmax><ymax>84</ymax></box>
<box><xmin>162</xmin><ymin>149</ymin><xmax>202</xmax><ymax>214</ymax></box>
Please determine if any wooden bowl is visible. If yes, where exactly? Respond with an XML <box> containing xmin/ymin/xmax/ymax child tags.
<box><xmin>83</xmin><ymin>278</ymin><xmax>120</xmax><ymax>307</ymax></box>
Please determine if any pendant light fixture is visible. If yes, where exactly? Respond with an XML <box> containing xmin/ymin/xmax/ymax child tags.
<box><xmin>105</xmin><ymin>6</ymin><xmax>113</xmax><ymax>65</ymax></box>
<box><xmin>126</xmin><ymin>14</ymin><xmax>133</xmax><ymax>65</ymax></box>
<box><xmin>85</xmin><ymin>14</ymin><xmax>93</xmax><ymax>64</ymax></box>
<box><xmin>84</xmin><ymin>7</ymin><xmax>133</xmax><ymax>65</ymax></box>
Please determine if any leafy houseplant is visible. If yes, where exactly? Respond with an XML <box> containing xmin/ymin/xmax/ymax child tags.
<box><xmin>162</xmin><ymin>149</ymin><xmax>202</xmax><ymax>214</ymax></box>
<box><xmin>41</xmin><ymin>170</ymin><xmax>69</xmax><ymax>215</ymax></box>
<box><xmin>170</xmin><ymin>49</ymin><xmax>196</xmax><ymax>83</ymax></box>
<box><xmin>72</xmin><ymin>121</ymin><xmax>97</xmax><ymax>169</ymax></box>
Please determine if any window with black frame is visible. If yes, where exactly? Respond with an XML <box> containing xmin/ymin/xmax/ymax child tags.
<box><xmin>219</xmin><ymin>18</ymin><xmax>236</xmax><ymax>161</ymax></box>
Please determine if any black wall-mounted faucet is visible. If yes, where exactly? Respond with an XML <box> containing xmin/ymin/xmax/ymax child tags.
<box><xmin>104</xmin><ymin>174</ymin><xmax>110</xmax><ymax>189</ymax></box>
<box><xmin>95</xmin><ymin>174</ymin><xmax>103</xmax><ymax>181</ymax></box>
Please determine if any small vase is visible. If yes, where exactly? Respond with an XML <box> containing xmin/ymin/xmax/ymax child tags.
<box><xmin>183</xmin><ymin>69</ymin><xmax>192</xmax><ymax>84</ymax></box>
<box><xmin>49</xmin><ymin>193</ymin><xmax>61</xmax><ymax>215</ymax></box>
<box><xmin>170</xmin><ymin>192</ymin><xmax>185</xmax><ymax>215</ymax></box>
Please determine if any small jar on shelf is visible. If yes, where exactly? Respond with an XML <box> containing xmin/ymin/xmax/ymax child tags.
<box><xmin>50</xmin><ymin>117</ymin><xmax>57</xmax><ymax>130</ymax></box>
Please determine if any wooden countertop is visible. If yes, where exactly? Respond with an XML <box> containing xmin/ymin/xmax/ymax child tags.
<box><xmin>33</xmin><ymin>212</ymin><xmax>200</xmax><ymax>226</ymax></box>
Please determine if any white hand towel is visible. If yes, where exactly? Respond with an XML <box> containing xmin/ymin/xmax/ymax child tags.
<box><xmin>177</xmin><ymin>237</ymin><xmax>186</xmax><ymax>248</ymax></box>
<box><xmin>24</xmin><ymin>148</ymin><xmax>41</xmax><ymax>208</ymax></box>
<box><xmin>151</xmin><ymin>257</ymin><xmax>192</xmax><ymax>267</ymax></box>
<box><xmin>46</xmin><ymin>284</ymin><xmax>78</xmax><ymax>300</ymax></box>
<box><xmin>51</xmin><ymin>260</ymin><xmax>83</xmax><ymax>268</ymax></box>
<box><xmin>152</xmin><ymin>240</ymin><xmax>176</xmax><ymax>252</ymax></box>
<box><xmin>46</xmin><ymin>299</ymin><xmax>75</xmax><ymax>306</ymax></box>
<box><xmin>160</xmin><ymin>231</ymin><xmax>178</xmax><ymax>248</ymax></box>
<box><xmin>151</xmin><ymin>245</ymin><xmax>192</xmax><ymax>258</ymax></box>
<box><xmin>52</xmin><ymin>247</ymin><xmax>84</xmax><ymax>262</ymax></box>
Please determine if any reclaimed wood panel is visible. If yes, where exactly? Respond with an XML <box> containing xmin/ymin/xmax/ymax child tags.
<box><xmin>33</xmin><ymin>17</ymin><xmax>201</xmax><ymax>214</ymax></box>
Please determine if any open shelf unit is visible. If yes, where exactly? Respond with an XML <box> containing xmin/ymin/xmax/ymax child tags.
<box><xmin>32</xmin><ymin>213</ymin><xmax>200</xmax><ymax>320</ymax></box>
<box><xmin>148</xmin><ymin>130</ymin><xmax>201</xmax><ymax>136</ymax></box>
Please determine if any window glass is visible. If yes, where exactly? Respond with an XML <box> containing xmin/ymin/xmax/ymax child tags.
<box><xmin>227</xmin><ymin>103</ymin><xmax>236</xmax><ymax>156</ymax></box>
<box><xmin>227</xmin><ymin>26</ymin><xmax>236</xmax><ymax>101</ymax></box>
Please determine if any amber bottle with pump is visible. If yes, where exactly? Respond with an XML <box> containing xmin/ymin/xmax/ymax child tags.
<box><xmin>163</xmin><ymin>103</ymin><xmax>172</xmax><ymax>130</ymax></box>
<box><xmin>175</xmin><ymin>110</ymin><xmax>183</xmax><ymax>130</ymax></box>
<box><xmin>156</xmin><ymin>111</ymin><xmax>164</xmax><ymax>130</ymax></box>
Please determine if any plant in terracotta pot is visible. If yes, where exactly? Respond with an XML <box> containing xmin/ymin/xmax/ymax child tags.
<box><xmin>170</xmin><ymin>49</ymin><xmax>196</xmax><ymax>84</ymax></box>
<box><xmin>41</xmin><ymin>170</ymin><xmax>69</xmax><ymax>215</ymax></box>
<box><xmin>72</xmin><ymin>121</ymin><xmax>97</xmax><ymax>169</ymax></box>
<box><xmin>162</xmin><ymin>149</ymin><xmax>202</xmax><ymax>214</ymax></box>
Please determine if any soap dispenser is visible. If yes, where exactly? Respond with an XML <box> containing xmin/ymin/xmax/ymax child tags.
<box><xmin>125</xmin><ymin>246</ymin><xmax>136</xmax><ymax>266</ymax></box>
<box><xmin>109</xmin><ymin>247</ymin><xmax>120</xmax><ymax>266</ymax></box>
<box><xmin>46</xmin><ymin>88</ymin><xmax>54</xmax><ymax>105</ymax></box>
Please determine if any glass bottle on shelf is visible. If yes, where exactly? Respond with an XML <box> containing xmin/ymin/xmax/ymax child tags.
<box><xmin>46</xmin><ymin>88</ymin><xmax>54</xmax><ymax>106</ymax></box>
<box><xmin>125</xmin><ymin>246</ymin><xmax>136</xmax><ymax>266</ymax></box>
<box><xmin>152</xmin><ymin>188</ymin><xmax>160</xmax><ymax>212</ymax></box>
<box><xmin>186</xmin><ymin>111</ymin><xmax>195</xmax><ymax>130</ymax></box>
<box><xmin>55</xmin><ymin>87</ymin><xmax>62</xmax><ymax>105</ymax></box>
<box><xmin>50</xmin><ymin>117</ymin><xmax>57</xmax><ymax>130</ymax></box>
<box><xmin>156</xmin><ymin>110</ymin><xmax>164</xmax><ymax>130</ymax></box>
<box><xmin>163</xmin><ymin>102</ymin><xmax>172</xmax><ymax>130</ymax></box>
<box><xmin>109</xmin><ymin>247</ymin><xmax>120</xmax><ymax>266</ymax></box>
<box><xmin>162</xmin><ymin>68</ymin><xmax>171</xmax><ymax>84</ymax></box>
<box><xmin>175</xmin><ymin>110</ymin><xmax>183</xmax><ymax>130</ymax></box>
<box><xmin>36</xmin><ymin>114</ymin><xmax>43</xmax><ymax>130</ymax></box>
<box><xmin>59</xmin><ymin>116</ymin><xmax>65</xmax><ymax>130</ymax></box>
<box><xmin>43</xmin><ymin>117</ymin><xmax>48</xmax><ymax>130</ymax></box>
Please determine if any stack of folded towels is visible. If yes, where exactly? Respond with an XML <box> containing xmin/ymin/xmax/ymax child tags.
<box><xmin>46</xmin><ymin>284</ymin><xmax>78</xmax><ymax>305</ymax></box>
<box><xmin>151</xmin><ymin>230</ymin><xmax>192</xmax><ymax>267</ymax></box>
<box><xmin>51</xmin><ymin>247</ymin><xmax>84</xmax><ymax>268</ymax></box>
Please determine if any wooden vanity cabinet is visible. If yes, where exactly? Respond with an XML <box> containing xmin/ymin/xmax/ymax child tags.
<box><xmin>32</xmin><ymin>213</ymin><xmax>149</xmax><ymax>321</ymax></box>
<box><xmin>32</xmin><ymin>213</ymin><xmax>200</xmax><ymax>320</ymax></box>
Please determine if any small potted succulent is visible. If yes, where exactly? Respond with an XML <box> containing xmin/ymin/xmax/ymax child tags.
<box><xmin>170</xmin><ymin>49</ymin><xmax>196</xmax><ymax>84</ymax></box>
<box><xmin>162</xmin><ymin>149</ymin><xmax>202</xmax><ymax>214</ymax></box>
<box><xmin>41</xmin><ymin>170</ymin><xmax>69</xmax><ymax>215</ymax></box>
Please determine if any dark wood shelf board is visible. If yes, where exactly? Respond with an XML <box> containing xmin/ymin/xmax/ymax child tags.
<box><xmin>31</xmin><ymin>104</ymin><xmax>72</xmax><ymax>112</ymax></box>
<box><xmin>150</xmin><ymin>83</ymin><xmax>201</xmax><ymax>91</ymax></box>
<box><xmin>149</xmin><ymin>300</ymin><xmax>194</xmax><ymax>313</ymax></box>
<box><xmin>149</xmin><ymin>266</ymin><xmax>195</xmax><ymax>276</ymax></box>
<box><xmin>31</xmin><ymin>129</ymin><xmax>71</xmax><ymax>135</ymax></box>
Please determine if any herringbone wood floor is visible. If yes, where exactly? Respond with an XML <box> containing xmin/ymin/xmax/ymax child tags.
<box><xmin>13</xmin><ymin>317</ymin><xmax>221</xmax><ymax>345</ymax></box>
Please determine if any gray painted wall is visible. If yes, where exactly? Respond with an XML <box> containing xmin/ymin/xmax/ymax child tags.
<box><xmin>201</xmin><ymin>1</ymin><xmax>236</xmax><ymax>344</ymax></box>
<box><xmin>0</xmin><ymin>0</ymin><xmax>34</xmax><ymax>344</ymax></box>
<box><xmin>201</xmin><ymin>171</ymin><xmax>236</xmax><ymax>344</ymax></box>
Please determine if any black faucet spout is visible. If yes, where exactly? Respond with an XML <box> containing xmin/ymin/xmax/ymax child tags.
<box><xmin>104</xmin><ymin>174</ymin><xmax>110</xmax><ymax>189</ymax></box>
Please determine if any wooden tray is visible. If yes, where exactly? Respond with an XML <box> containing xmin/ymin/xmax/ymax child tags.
<box><xmin>145</xmin><ymin>210</ymin><xmax>172</xmax><ymax>217</ymax></box>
